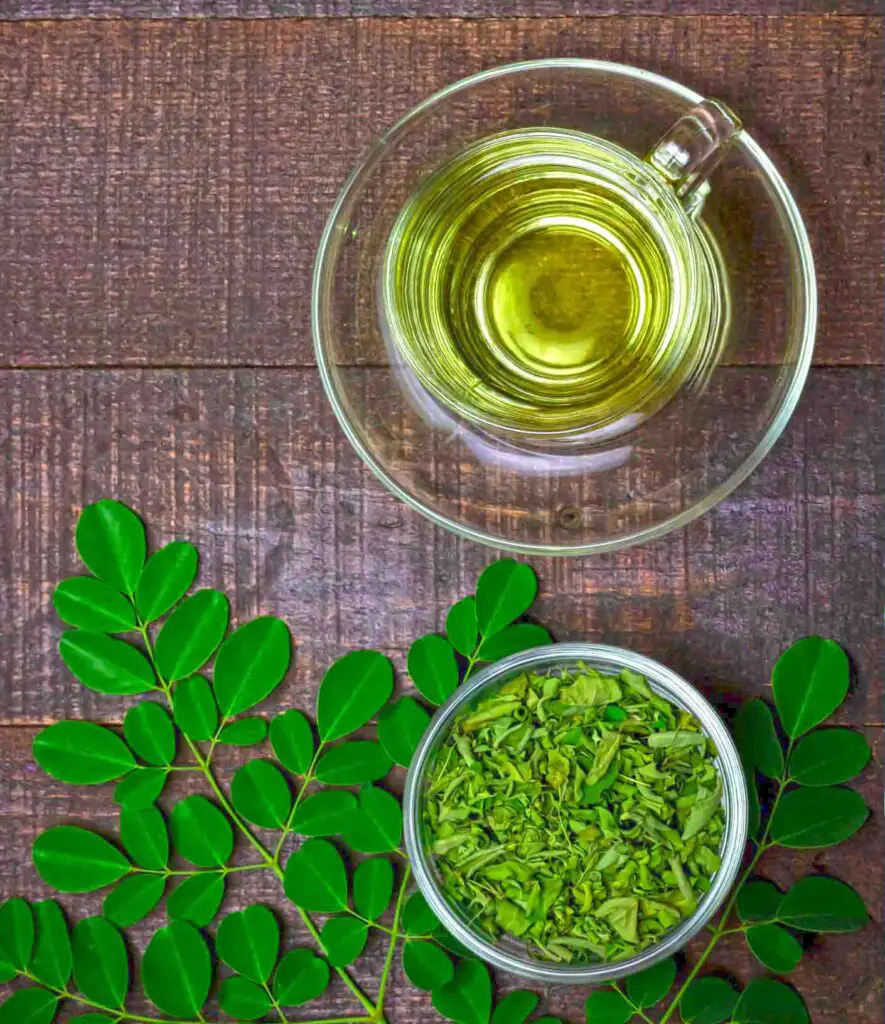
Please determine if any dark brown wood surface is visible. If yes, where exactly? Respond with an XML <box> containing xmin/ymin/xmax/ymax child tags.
<box><xmin>0</xmin><ymin>10</ymin><xmax>882</xmax><ymax>1024</ymax></box>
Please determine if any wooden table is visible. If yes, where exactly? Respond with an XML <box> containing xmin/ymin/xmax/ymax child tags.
<box><xmin>0</xmin><ymin>4</ymin><xmax>882</xmax><ymax>1022</ymax></box>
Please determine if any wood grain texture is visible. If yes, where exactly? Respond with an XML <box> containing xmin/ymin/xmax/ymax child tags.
<box><xmin>0</xmin><ymin>17</ymin><xmax>881</xmax><ymax>368</ymax></box>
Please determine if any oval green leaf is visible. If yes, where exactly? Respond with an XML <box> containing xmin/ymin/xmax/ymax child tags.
<box><xmin>153</xmin><ymin>589</ymin><xmax>229</xmax><ymax>682</ymax></box>
<box><xmin>213</xmin><ymin>615</ymin><xmax>292</xmax><ymax>717</ymax></box>
<box><xmin>270</xmin><ymin>709</ymin><xmax>315</xmax><ymax>775</ymax></box>
<box><xmin>584</xmin><ymin>989</ymin><xmax>633</xmax><ymax>1024</ymax></box>
<box><xmin>734</xmin><ymin>699</ymin><xmax>785</xmax><ymax>779</ymax></box>
<box><xmin>52</xmin><ymin>577</ymin><xmax>136</xmax><ymax>633</ymax></box>
<box><xmin>733</xmin><ymin>978</ymin><xmax>809</xmax><ymax>1024</ymax></box>
<box><xmin>102</xmin><ymin>874</ymin><xmax>166</xmax><ymax>928</ymax></box>
<box><xmin>778</xmin><ymin>875</ymin><xmax>868</xmax><ymax>932</ymax></box>
<box><xmin>120</xmin><ymin>806</ymin><xmax>168</xmax><ymax>870</ymax></box>
<box><xmin>283</xmin><ymin>839</ymin><xmax>348</xmax><ymax>913</ymax></box>
<box><xmin>353</xmin><ymin>858</ymin><xmax>394</xmax><ymax>920</ymax></box>
<box><xmin>476</xmin><ymin>623</ymin><xmax>552</xmax><ymax>662</ymax></box>
<box><xmin>217</xmin><ymin>905</ymin><xmax>280</xmax><ymax>984</ymax></box>
<box><xmin>737</xmin><ymin>880</ymin><xmax>783</xmax><ymax>923</ymax></box>
<box><xmin>219</xmin><ymin>976</ymin><xmax>272</xmax><ymax>1021</ymax></box>
<box><xmin>679</xmin><ymin>977</ymin><xmax>739</xmax><ymax>1024</ymax></box>
<box><xmin>475</xmin><ymin>559</ymin><xmax>537</xmax><ymax>637</ymax></box>
<box><xmin>788</xmin><ymin>728</ymin><xmax>872</xmax><ymax>786</ymax></box>
<box><xmin>769</xmin><ymin>785</ymin><xmax>868</xmax><ymax>848</ymax></box>
<box><xmin>315</xmin><ymin>741</ymin><xmax>393</xmax><ymax>786</ymax></box>
<box><xmin>746</xmin><ymin>923</ymin><xmax>802</xmax><ymax>974</ymax></box>
<box><xmin>291</xmin><ymin>789</ymin><xmax>357</xmax><ymax>837</ymax></box>
<box><xmin>407</xmin><ymin>634</ymin><xmax>459</xmax><ymax>707</ymax></box>
<box><xmin>231</xmin><ymin>760</ymin><xmax>292</xmax><ymax>829</ymax></box>
<box><xmin>169</xmin><ymin>795</ymin><xmax>234</xmax><ymax>867</ymax></box>
<box><xmin>142</xmin><ymin>921</ymin><xmax>211</xmax><ymax>1019</ymax></box>
<box><xmin>76</xmin><ymin>499</ymin><xmax>146</xmax><ymax>595</ymax></box>
<box><xmin>491</xmin><ymin>990</ymin><xmax>539</xmax><ymax>1024</ymax></box>
<box><xmin>0</xmin><ymin>898</ymin><xmax>33</xmax><ymax>973</ymax></box>
<box><xmin>172</xmin><ymin>675</ymin><xmax>219</xmax><ymax>742</ymax></box>
<box><xmin>72</xmin><ymin>917</ymin><xmax>129</xmax><ymax>1008</ymax></box>
<box><xmin>344</xmin><ymin>785</ymin><xmax>402</xmax><ymax>854</ymax></box>
<box><xmin>123</xmin><ymin>702</ymin><xmax>176</xmax><ymax>766</ymax></box>
<box><xmin>377</xmin><ymin>696</ymin><xmax>430</xmax><ymax>768</ymax></box>
<box><xmin>34</xmin><ymin>721</ymin><xmax>135</xmax><ymax>785</ymax></box>
<box><xmin>745</xmin><ymin>760</ymin><xmax>762</xmax><ymax>839</ymax></box>
<box><xmin>114</xmin><ymin>767</ymin><xmax>167</xmax><ymax>810</ymax></box>
<box><xmin>402</xmin><ymin>940</ymin><xmax>453</xmax><ymax>991</ymax></box>
<box><xmin>0</xmin><ymin>988</ymin><xmax>58</xmax><ymax>1024</ymax></box>
<box><xmin>772</xmin><ymin>636</ymin><xmax>850</xmax><ymax>739</ymax></box>
<box><xmin>218</xmin><ymin>717</ymin><xmax>268</xmax><ymax>746</ymax></box>
<box><xmin>446</xmin><ymin>596</ymin><xmax>478</xmax><ymax>657</ymax></box>
<box><xmin>401</xmin><ymin>891</ymin><xmax>439</xmax><ymax>936</ymax></box>
<box><xmin>33</xmin><ymin>827</ymin><xmax>130</xmax><ymax>893</ymax></box>
<box><xmin>59</xmin><ymin>631</ymin><xmax>156</xmax><ymax>695</ymax></box>
<box><xmin>432</xmin><ymin>959</ymin><xmax>492</xmax><ymax>1024</ymax></box>
<box><xmin>167</xmin><ymin>873</ymin><xmax>225</xmax><ymax>928</ymax></box>
<box><xmin>316</xmin><ymin>649</ymin><xmax>393</xmax><ymax>741</ymax></box>
<box><xmin>626</xmin><ymin>956</ymin><xmax>677</xmax><ymax>1008</ymax></box>
<box><xmin>135</xmin><ymin>541</ymin><xmax>199</xmax><ymax>623</ymax></box>
<box><xmin>273</xmin><ymin>948</ymin><xmax>330</xmax><ymax>1007</ymax></box>
<box><xmin>30</xmin><ymin>901</ymin><xmax>71</xmax><ymax>990</ymax></box>
<box><xmin>320</xmin><ymin>916</ymin><xmax>368</xmax><ymax>967</ymax></box>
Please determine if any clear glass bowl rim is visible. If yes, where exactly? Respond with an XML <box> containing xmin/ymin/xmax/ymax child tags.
<box><xmin>402</xmin><ymin>642</ymin><xmax>750</xmax><ymax>985</ymax></box>
<box><xmin>312</xmin><ymin>57</ymin><xmax>817</xmax><ymax>556</ymax></box>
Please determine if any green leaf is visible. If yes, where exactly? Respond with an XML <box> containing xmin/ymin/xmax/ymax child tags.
<box><xmin>769</xmin><ymin>785</ymin><xmax>868</xmax><ymax>848</ymax></box>
<box><xmin>167</xmin><ymin>873</ymin><xmax>225</xmax><ymax>927</ymax></box>
<box><xmin>475</xmin><ymin>559</ymin><xmax>537</xmax><ymax>637</ymax></box>
<box><xmin>154</xmin><ymin>589</ymin><xmax>229</xmax><ymax>682</ymax></box>
<box><xmin>316</xmin><ymin>741</ymin><xmax>393</xmax><ymax>785</ymax></box>
<box><xmin>745</xmin><ymin>761</ymin><xmax>762</xmax><ymax>839</ymax></box>
<box><xmin>320</xmin><ymin>916</ymin><xmax>368</xmax><ymax>967</ymax></box>
<box><xmin>353</xmin><ymin>858</ymin><xmax>394</xmax><ymax>920</ymax></box>
<box><xmin>33</xmin><ymin>827</ymin><xmax>130</xmax><ymax>893</ymax></box>
<box><xmin>71</xmin><ymin>917</ymin><xmax>128</xmax><ymax>1007</ymax></box>
<box><xmin>283</xmin><ymin>839</ymin><xmax>348</xmax><ymax>912</ymax></box>
<box><xmin>344</xmin><ymin>785</ymin><xmax>403</xmax><ymax>853</ymax></box>
<box><xmin>218</xmin><ymin>717</ymin><xmax>268</xmax><ymax>746</ymax></box>
<box><xmin>679</xmin><ymin>977</ymin><xmax>739</xmax><ymax>1023</ymax></box>
<box><xmin>746</xmin><ymin>923</ymin><xmax>802</xmax><ymax>974</ymax></box>
<box><xmin>76</xmin><ymin>499</ymin><xmax>146</xmax><ymax>594</ymax></box>
<box><xmin>114</xmin><ymin>767</ymin><xmax>167</xmax><ymax>810</ymax></box>
<box><xmin>231</xmin><ymin>760</ymin><xmax>292</xmax><ymax>829</ymax></box>
<box><xmin>120</xmin><ymin>805</ymin><xmax>168</xmax><ymax>870</ymax></box>
<box><xmin>734</xmin><ymin>699</ymin><xmax>785</xmax><ymax>779</ymax></box>
<box><xmin>142</xmin><ymin>921</ymin><xmax>211</xmax><ymax>1018</ymax></box>
<box><xmin>316</xmin><ymin>649</ymin><xmax>393</xmax><ymax>741</ymax></box>
<box><xmin>123</xmin><ymin>702</ymin><xmax>176</xmax><ymax>766</ymax></box>
<box><xmin>102</xmin><ymin>874</ymin><xmax>165</xmax><ymax>928</ymax></box>
<box><xmin>407</xmin><ymin>634</ymin><xmax>459</xmax><ymax>706</ymax></box>
<box><xmin>274</xmin><ymin>948</ymin><xmax>330</xmax><ymax>1007</ymax></box>
<box><xmin>52</xmin><ymin>577</ymin><xmax>136</xmax><ymax>633</ymax></box>
<box><xmin>213</xmin><ymin>615</ymin><xmax>292</xmax><ymax>717</ymax></box>
<box><xmin>291</xmin><ymin>789</ymin><xmax>357</xmax><ymax>837</ymax></box>
<box><xmin>135</xmin><ymin>541</ymin><xmax>199</xmax><ymax>623</ymax></box>
<box><xmin>432</xmin><ymin>959</ymin><xmax>492</xmax><ymax>1024</ymax></box>
<box><xmin>270</xmin><ymin>709</ymin><xmax>315</xmax><ymax>774</ymax></box>
<box><xmin>788</xmin><ymin>728</ymin><xmax>872</xmax><ymax>786</ymax></box>
<box><xmin>172</xmin><ymin>675</ymin><xmax>219</xmax><ymax>742</ymax></box>
<box><xmin>59</xmin><ymin>631</ymin><xmax>156</xmax><ymax>695</ymax></box>
<box><xmin>68</xmin><ymin>1017</ymin><xmax>113</xmax><ymax>1023</ymax></box>
<box><xmin>584</xmin><ymin>989</ymin><xmax>633</xmax><ymax>1024</ymax></box>
<box><xmin>737</xmin><ymin>880</ymin><xmax>783</xmax><ymax>923</ymax></box>
<box><xmin>490</xmin><ymin>990</ymin><xmax>539</xmax><ymax>1024</ymax></box>
<box><xmin>446</xmin><ymin>596</ymin><xmax>478</xmax><ymax>656</ymax></box>
<box><xmin>219</xmin><ymin>976</ymin><xmax>272</xmax><ymax>1021</ymax></box>
<box><xmin>216</xmin><ymin>905</ymin><xmax>280</xmax><ymax>984</ymax></box>
<box><xmin>30</xmin><ymin>901</ymin><xmax>72</xmax><ymax>989</ymax></box>
<box><xmin>402</xmin><ymin>940</ymin><xmax>453</xmax><ymax>991</ymax></box>
<box><xmin>0</xmin><ymin>988</ymin><xmax>58</xmax><ymax>1024</ymax></box>
<box><xmin>778</xmin><ymin>875</ymin><xmax>868</xmax><ymax>932</ymax></box>
<box><xmin>0</xmin><ymin>898</ymin><xmax>33</xmax><ymax>972</ymax></box>
<box><xmin>626</xmin><ymin>956</ymin><xmax>677</xmax><ymax>1008</ymax></box>
<box><xmin>377</xmin><ymin>696</ymin><xmax>430</xmax><ymax>768</ymax></box>
<box><xmin>34</xmin><ymin>721</ymin><xmax>135</xmax><ymax>785</ymax></box>
<box><xmin>169</xmin><ymin>795</ymin><xmax>234</xmax><ymax>867</ymax></box>
<box><xmin>476</xmin><ymin>623</ymin><xmax>552</xmax><ymax>662</ymax></box>
<box><xmin>772</xmin><ymin>636</ymin><xmax>849</xmax><ymax>739</ymax></box>
<box><xmin>733</xmin><ymin>978</ymin><xmax>809</xmax><ymax>1024</ymax></box>
<box><xmin>401</xmin><ymin>891</ymin><xmax>439</xmax><ymax>936</ymax></box>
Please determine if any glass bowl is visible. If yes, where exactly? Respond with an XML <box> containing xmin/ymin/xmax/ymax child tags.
<box><xmin>313</xmin><ymin>59</ymin><xmax>816</xmax><ymax>555</ymax></box>
<box><xmin>402</xmin><ymin>643</ymin><xmax>748</xmax><ymax>984</ymax></box>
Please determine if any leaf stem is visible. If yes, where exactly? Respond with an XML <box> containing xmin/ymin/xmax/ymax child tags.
<box><xmin>374</xmin><ymin>863</ymin><xmax>411</xmax><ymax>1018</ymax></box>
<box><xmin>344</xmin><ymin>907</ymin><xmax>395</xmax><ymax>936</ymax></box>
<box><xmin>273</xmin><ymin>743</ymin><xmax>325</xmax><ymax>865</ymax></box>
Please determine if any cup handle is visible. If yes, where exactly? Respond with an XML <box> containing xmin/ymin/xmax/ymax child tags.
<box><xmin>647</xmin><ymin>99</ymin><xmax>742</xmax><ymax>216</ymax></box>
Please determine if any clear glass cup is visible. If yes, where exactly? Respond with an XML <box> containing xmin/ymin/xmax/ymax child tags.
<box><xmin>402</xmin><ymin>643</ymin><xmax>749</xmax><ymax>984</ymax></box>
<box><xmin>313</xmin><ymin>59</ymin><xmax>816</xmax><ymax>555</ymax></box>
